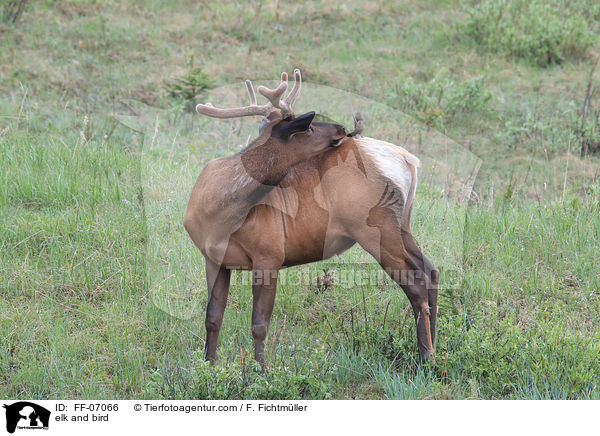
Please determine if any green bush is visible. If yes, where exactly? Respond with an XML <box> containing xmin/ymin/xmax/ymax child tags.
<box><xmin>442</xmin><ymin>313</ymin><xmax>600</xmax><ymax>398</ymax></box>
<box><xmin>390</xmin><ymin>74</ymin><xmax>493</xmax><ymax>126</ymax></box>
<box><xmin>146</xmin><ymin>348</ymin><xmax>334</xmax><ymax>400</ymax></box>
<box><xmin>460</xmin><ymin>0</ymin><xmax>598</xmax><ymax>66</ymax></box>
<box><xmin>165</xmin><ymin>54</ymin><xmax>212</xmax><ymax>113</ymax></box>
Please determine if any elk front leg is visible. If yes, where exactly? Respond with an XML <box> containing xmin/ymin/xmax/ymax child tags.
<box><xmin>251</xmin><ymin>267</ymin><xmax>279</xmax><ymax>371</ymax></box>
<box><xmin>204</xmin><ymin>257</ymin><xmax>231</xmax><ymax>364</ymax></box>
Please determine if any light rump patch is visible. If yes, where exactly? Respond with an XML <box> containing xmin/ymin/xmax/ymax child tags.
<box><xmin>355</xmin><ymin>136</ymin><xmax>419</xmax><ymax>204</ymax></box>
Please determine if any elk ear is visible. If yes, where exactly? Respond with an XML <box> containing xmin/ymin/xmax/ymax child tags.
<box><xmin>273</xmin><ymin>111</ymin><xmax>316</xmax><ymax>140</ymax></box>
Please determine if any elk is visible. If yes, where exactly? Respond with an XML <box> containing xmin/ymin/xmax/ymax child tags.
<box><xmin>184</xmin><ymin>69</ymin><xmax>439</xmax><ymax>370</ymax></box>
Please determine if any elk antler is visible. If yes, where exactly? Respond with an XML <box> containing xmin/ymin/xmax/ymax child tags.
<box><xmin>196</xmin><ymin>69</ymin><xmax>303</xmax><ymax>120</ymax></box>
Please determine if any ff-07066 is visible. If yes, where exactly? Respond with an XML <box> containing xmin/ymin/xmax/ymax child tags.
<box><xmin>73</xmin><ymin>404</ymin><xmax>119</xmax><ymax>412</ymax></box>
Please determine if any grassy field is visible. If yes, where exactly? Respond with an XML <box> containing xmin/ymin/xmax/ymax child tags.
<box><xmin>1</xmin><ymin>0</ymin><xmax>600</xmax><ymax>400</ymax></box>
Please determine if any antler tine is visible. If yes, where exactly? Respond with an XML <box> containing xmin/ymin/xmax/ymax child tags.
<box><xmin>245</xmin><ymin>80</ymin><xmax>257</xmax><ymax>106</ymax></box>
<box><xmin>257</xmin><ymin>72</ymin><xmax>288</xmax><ymax>110</ymax></box>
<box><xmin>283</xmin><ymin>69</ymin><xmax>302</xmax><ymax>109</ymax></box>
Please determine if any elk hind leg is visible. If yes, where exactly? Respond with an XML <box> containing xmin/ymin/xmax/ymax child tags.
<box><xmin>355</xmin><ymin>234</ymin><xmax>435</xmax><ymax>362</ymax></box>
<box><xmin>386</xmin><ymin>254</ymin><xmax>434</xmax><ymax>361</ymax></box>
<box><xmin>401</xmin><ymin>230</ymin><xmax>439</xmax><ymax>351</ymax></box>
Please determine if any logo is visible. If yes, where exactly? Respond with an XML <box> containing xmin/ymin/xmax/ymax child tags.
<box><xmin>2</xmin><ymin>402</ymin><xmax>50</xmax><ymax>434</ymax></box>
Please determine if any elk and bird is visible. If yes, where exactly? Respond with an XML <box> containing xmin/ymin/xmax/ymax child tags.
<box><xmin>183</xmin><ymin>69</ymin><xmax>439</xmax><ymax>370</ymax></box>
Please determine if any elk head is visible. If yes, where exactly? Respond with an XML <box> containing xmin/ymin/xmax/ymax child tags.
<box><xmin>196</xmin><ymin>69</ymin><xmax>348</xmax><ymax>164</ymax></box>
<box><xmin>270</xmin><ymin>112</ymin><xmax>348</xmax><ymax>160</ymax></box>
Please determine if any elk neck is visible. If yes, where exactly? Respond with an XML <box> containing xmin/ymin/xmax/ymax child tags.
<box><xmin>239</xmin><ymin>136</ymin><xmax>306</xmax><ymax>187</ymax></box>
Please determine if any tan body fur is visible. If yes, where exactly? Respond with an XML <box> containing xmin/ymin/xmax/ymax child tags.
<box><xmin>187</xmin><ymin>137</ymin><xmax>414</xmax><ymax>268</ymax></box>
<box><xmin>185</xmin><ymin>135</ymin><xmax>439</xmax><ymax>367</ymax></box>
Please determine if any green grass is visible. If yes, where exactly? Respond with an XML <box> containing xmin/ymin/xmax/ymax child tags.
<box><xmin>1</xmin><ymin>0</ymin><xmax>600</xmax><ymax>400</ymax></box>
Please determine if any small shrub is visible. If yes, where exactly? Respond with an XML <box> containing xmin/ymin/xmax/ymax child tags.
<box><xmin>165</xmin><ymin>54</ymin><xmax>212</xmax><ymax>113</ymax></box>
<box><xmin>390</xmin><ymin>74</ymin><xmax>493</xmax><ymax>127</ymax></box>
<box><xmin>460</xmin><ymin>0</ymin><xmax>598</xmax><ymax>66</ymax></box>
<box><xmin>578</xmin><ymin>116</ymin><xmax>600</xmax><ymax>155</ymax></box>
